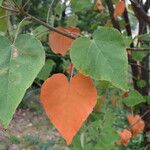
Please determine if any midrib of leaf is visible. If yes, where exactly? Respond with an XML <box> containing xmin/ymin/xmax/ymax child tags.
<box><xmin>92</xmin><ymin>40</ymin><xmax>115</xmax><ymax>78</ymax></box>
<box><xmin>83</xmin><ymin>41</ymin><xmax>93</xmax><ymax>72</ymax></box>
<box><xmin>6</xmin><ymin>45</ymin><xmax>15</xmax><ymax>113</ymax></box>
<box><xmin>94</xmin><ymin>38</ymin><xmax>127</xmax><ymax>90</ymax></box>
<box><xmin>92</xmin><ymin>39</ymin><xmax>125</xmax><ymax>90</ymax></box>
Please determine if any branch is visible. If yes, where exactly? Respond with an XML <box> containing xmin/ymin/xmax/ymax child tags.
<box><xmin>129</xmin><ymin>63</ymin><xmax>150</xmax><ymax>72</ymax></box>
<box><xmin>46</xmin><ymin>0</ymin><xmax>55</xmax><ymax>23</ymax></box>
<box><xmin>1</xmin><ymin>5</ymin><xmax>150</xmax><ymax>50</ymax></box>
<box><xmin>0</xmin><ymin>5</ymin><xmax>19</xmax><ymax>13</ymax></box>
<box><xmin>0</xmin><ymin>5</ymin><xmax>78</xmax><ymax>39</ymax></box>
<box><xmin>130</xmin><ymin>0</ymin><xmax>150</xmax><ymax>25</ymax></box>
<box><xmin>22</xmin><ymin>0</ymin><xmax>31</xmax><ymax>10</ymax></box>
<box><xmin>123</xmin><ymin>8</ymin><xmax>132</xmax><ymax>36</ymax></box>
<box><xmin>143</xmin><ymin>0</ymin><xmax>150</xmax><ymax>12</ymax></box>
<box><xmin>0</xmin><ymin>15</ymin><xmax>7</xmax><ymax>19</ymax></box>
<box><xmin>105</xmin><ymin>0</ymin><xmax>121</xmax><ymax>31</ymax></box>
<box><xmin>127</xmin><ymin>48</ymin><xmax>150</xmax><ymax>52</ymax></box>
<box><xmin>24</xmin><ymin>12</ymin><xmax>77</xmax><ymax>39</ymax></box>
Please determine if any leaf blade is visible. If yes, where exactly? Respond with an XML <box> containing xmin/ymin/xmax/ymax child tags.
<box><xmin>70</xmin><ymin>27</ymin><xmax>128</xmax><ymax>91</ymax></box>
<box><xmin>0</xmin><ymin>34</ymin><xmax>45</xmax><ymax>128</ymax></box>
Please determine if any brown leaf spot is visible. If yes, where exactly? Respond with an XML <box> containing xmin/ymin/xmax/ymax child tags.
<box><xmin>12</xmin><ymin>48</ymin><xmax>19</xmax><ymax>59</ymax></box>
<box><xmin>0</xmin><ymin>68</ymin><xmax>8</xmax><ymax>75</ymax></box>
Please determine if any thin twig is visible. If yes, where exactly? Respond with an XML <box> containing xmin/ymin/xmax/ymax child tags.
<box><xmin>0</xmin><ymin>5</ymin><xmax>19</xmax><ymax>13</ymax></box>
<box><xmin>105</xmin><ymin>0</ymin><xmax>120</xmax><ymax>31</ymax></box>
<box><xmin>0</xmin><ymin>5</ymin><xmax>78</xmax><ymax>39</ymax></box>
<box><xmin>127</xmin><ymin>48</ymin><xmax>150</xmax><ymax>52</ymax></box>
<box><xmin>24</xmin><ymin>12</ymin><xmax>78</xmax><ymax>39</ymax></box>
<box><xmin>11</xmin><ymin>0</ymin><xmax>20</xmax><ymax>11</ymax></box>
<box><xmin>22</xmin><ymin>0</ymin><xmax>31</xmax><ymax>10</ymax></box>
<box><xmin>0</xmin><ymin>15</ymin><xmax>7</xmax><ymax>19</ymax></box>
<box><xmin>130</xmin><ymin>0</ymin><xmax>150</xmax><ymax>25</ymax></box>
<box><xmin>46</xmin><ymin>0</ymin><xmax>55</xmax><ymax>23</ymax></box>
<box><xmin>6</xmin><ymin>0</ymin><xmax>16</xmax><ymax>8</ymax></box>
<box><xmin>129</xmin><ymin>63</ymin><xmax>150</xmax><ymax>72</ymax></box>
<box><xmin>12</xmin><ymin>17</ymin><xmax>30</xmax><ymax>45</ymax></box>
<box><xmin>1</xmin><ymin>4</ymin><xmax>150</xmax><ymax>51</ymax></box>
<box><xmin>128</xmin><ymin>71</ymin><xmax>139</xmax><ymax>80</ymax></box>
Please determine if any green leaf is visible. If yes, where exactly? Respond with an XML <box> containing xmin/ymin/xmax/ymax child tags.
<box><xmin>137</xmin><ymin>80</ymin><xmax>146</xmax><ymax>89</ymax></box>
<box><xmin>98</xmin><ymin>81</ymin><xmax>110</xmax><ymax>90</ymax></box>
<box><xmin>0</xmin><ymin>0</ymin><xmax>3</xmax><ymax>6</ymax></box>
<box><xmin>54</xmin><ymin>1</ymin><xmax>64</xmax><ymax>16</ymax></box>
<box><xmin>132</xmin><ymin>51</ymin><xmax>148</xmax><ymax>61</ymax></box>
<box><xmin>139</xmin><ymin>34</ymin><xmax>150</xmax><ymax>42</ymax></box>
<box><xmin>0</xmin><ymin>8</ymin><xmax>7</xmax><ymax>32</ymax></box>
<box><xmin>71</xmin><ymin>0</ymin><xmax>93</xmax><ymax>12</ymax></box>
<box><xmin>70</xmin><ymin>26</ymin><xmax>128</xmax><ymax>91</ymax></box>
<box><xmin>19</xmin><ymin>20</ymin><xmax>31</xmax><ymax>29</ymax></box>
<box><xmin>95</xmin><ymin>110</ymin><xmax>119</xmax><ymax>150</ymax></box>
<box><xmin>0</xmin><ymin>34</ymin><xmax>45</xmax><ymax>128</ymax></box>
<box><xmin>37</xmin><ymin>59</ymin><xmax>55</xmax><ymax>80</ymax></box>
<box><xmin>123</xmin><ymin>90</ymin><xmax>146</xmax><ymax>107</ymax></box>
<box><xmin>123</xmin><ymin>36</ymin><xmax>132</xmax><ymax>47</ymax></box>
<box><xmin>71</xmin><ymin>134</ymin><xmax>84</xmax><ymax>150</ymax></box>
<box><xmin>32</xmin><ymin>25</ymin><xmax>49</xmax><ymax>41</ymax></box>
<box><xmin>144</xmin><ymin>96</ymin><xmax>150</xmax><ymax>104</ymax></box>
<box><xmin>112</xmin><ymin>0</ymin><xmax>119</xmax><ymax>4</ymax></box>
<box><xmin>66</xmin><ymin>14</ymin><xmax>78</xmax><ymax>27</ymax></box>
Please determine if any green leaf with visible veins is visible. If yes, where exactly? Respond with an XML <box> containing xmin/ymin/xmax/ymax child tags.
<box><xmin>70</xmin><ymin>26</ymin><xmax>128</xmax><ymax>91</ymax></box>
<box><xmin>0</xmin><ymin>34</ymin><xmax>45</xmax><ymax>128</ymax></box>
<box><xmin>71</xmin><ymin>0</ymin><xmax>93</xmax><ymax>12</ymax></box>
<box><xmin>37</xmin><ymin>59</ymin><xmax>55</xmax><ymax>80</ymax></box>
<box><xmin>0</xmin><ymin>8</ymin><xmax>7</xmax><ymax>32</ymax></box>
<box><xmin>123</xmin><ymin>90</ymin><xmax>146</xmax><ymax>107</ymax></box>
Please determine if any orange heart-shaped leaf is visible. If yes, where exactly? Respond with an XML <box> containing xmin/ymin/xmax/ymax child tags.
<box><xmin>49</xmin><ymin>26</ymin><xmax>80</xmax><ymax>56</ymax></box>
<box><xmin>127</xmin><ymin>114</ymin><xmax>145</xmax><ymax>137</ymax></box>
<box><xmin>114</xmin><ymin>1</ymin><xmax>125</xmax><ymax>18</ymax></box>
<box><xmin>40</xmin><ymin>73</ymin><xmax>97</xmax><ymax>145</ymax></box>
<box><xmin>116</xmin><ymin>129</ymin><xmax>132</xmax><ymax>146</ymax></box>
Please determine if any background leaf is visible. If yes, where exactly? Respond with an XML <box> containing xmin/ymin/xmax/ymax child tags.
<box><xmin>37</xmin><ymin>59</ymin><xmax>55</xmax><ymax>80</ymax></box>
<box><xmin>114</xmin><ymin>1</ymin><xmax>125</xmax><ymax>18</ymax></box>
<box><xmin>0</xmin><ymin>0</ymin><xmax>3</xmax><ymax>6</ymax></box>
<box><xmin>32</xmin><ymin>25</ymin><xmax>49</xmax><ymax>41</ymax></box>
<box><xmin>66</xmin><ymin>14</ymin><xmax>78</xmax><ymax>27</ymax></box>
<box><xmin>132</xmin><ymin>51</ymin><xmax>148</xmax><ymax>61</ymax></box>
<box><xmin>49</xmin><ymin>26</ymin><xmax>80</xmax><ymax>56</ymax></box>
<box><xmin>71</xmin><ymin>0</ymin><xmax>93</xmax><ymax>12</ymax></box>
<box><xmin>123</xmin><ymin>90</ymin><xmax>146</xmax><ymax>107</ymax></box>
<box><xmin>139</xmin><ymin>34</ymin><xmax>150</xmax><ymax>42</ymax></box>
